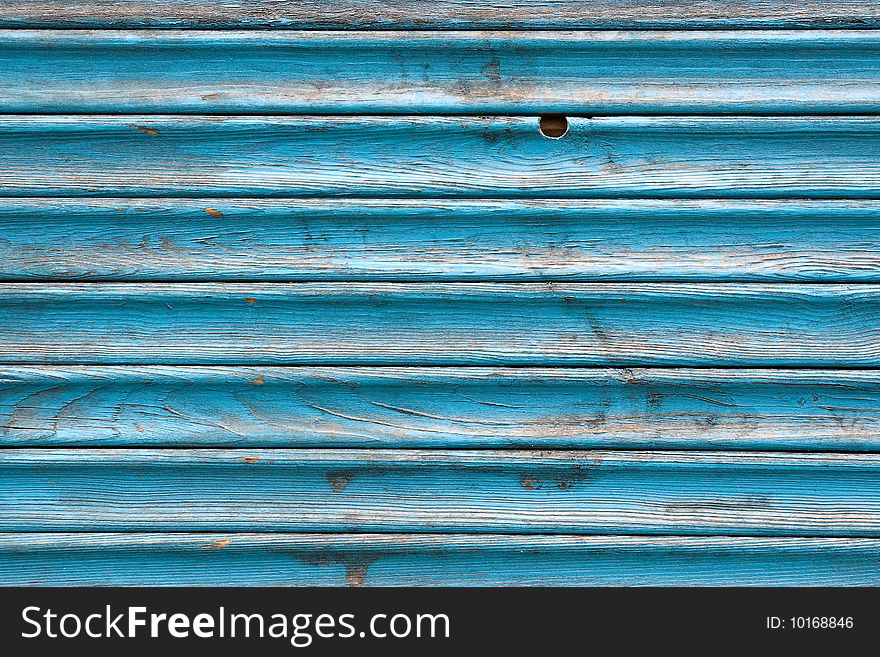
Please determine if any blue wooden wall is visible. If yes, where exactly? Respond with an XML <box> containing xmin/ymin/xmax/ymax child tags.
<box><xmin>1</xmin><ymin>0</ymin><xmax>879</xmax><ymax>586</ymax></box>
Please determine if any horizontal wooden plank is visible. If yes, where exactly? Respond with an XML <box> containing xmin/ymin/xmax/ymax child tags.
<box><xmin>4</xmin><ymin>31</ymin><xmax>880</xmax><ymax>114</ymax></box>
<box><xmin>2</xmin><ymin>367</ymin><xmax>878</xmax><ymax>450</ymax></box>
<box><xmin>3</xmin><ymin>449</ymin><xmax>879</xmax><ymax>535</ymax></box>
<box><xmin>3</xmin><ymin>199</ymin><xmax>880</xmax><ymax>281</ymax></box>
<box><xmin>0</xmin><ymin>1</ymin><xmax>877</xmax><ymax>29</ymax></box>
<box><xmin>0</xmin><ymin>283</ymin><xmax>877</xmax><ymax>366</ymax></box>
<box><xmin>4</xmin><ymin>116</ymin><xmax>880</xmax><ymax>198</ymax></box>
<box><xmin>4</xmin><ymin>533</ymin><xmax>880</xmax><ymax>586</ymax></box>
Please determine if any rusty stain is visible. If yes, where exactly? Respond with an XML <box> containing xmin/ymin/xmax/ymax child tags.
<box><xmin>134</xmin><ymin>423</ymin><xmax>144</xmax><ymax>433</ymax></box>
<box><xmin>620</xmin><ymin>369</ymin><xmax>640</xmax><ymax>385</ymax></box>
<box><xmin>326</xmin><ymin>471</ymin><xmax>353</xmax><ymax>492</ymax></box>
<box><xmin>201</xmin><ymin>538</ymin><xmax>232</xmax><ymax>549</ymax></box>
<box><xmin>345</xmin><ymin>563</ymin><xmax>369</xmax><ymax>587</ymax></box>
<box><xmin>241</xmin><ymin>456</ymin><xmax>261</xmax><ymax>464</ymax></box>
<box><xmin>301</xmin><ymin>553</ymin><xmax>378</xmax><ymax>586</ymax></box>
<box><xmin>245</xmin><ymin>297</ymin><xmax>257</xmax><ymax>304</ymax></box>
<box><xmin>252</xmin><ymin>376</ymin><xmax>265</xmax><ymax>385</ymax></box>
<box><xmin>201</xmin><ymin>93</ymin><xmax>221</xmax><ymax>101</ymax></box>
<box><xmin>129</xmin><ymin>124</ymin><xmax>158</xmax><ymax>135</ymax></box>
<box><xmin>521</xmin><ymin>477</ymin><xmax>540</xmax><ymax>490</ymax></box>
<box><xmin>205</xmin><ymin>207</ymin><xmax>224</xmax><ymax>218</ymax></box>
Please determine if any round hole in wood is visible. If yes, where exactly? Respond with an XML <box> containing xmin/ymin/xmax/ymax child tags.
<box><xmin>539</xmin><ymin>114</ymin><xmax>569</xmax><ymax>139</ymax></box>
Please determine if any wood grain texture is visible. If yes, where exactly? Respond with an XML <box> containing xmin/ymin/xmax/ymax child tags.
<box><xmin>0</xmin><ymin>1</ymin><xmax>877</xmax><ymax>29</ymax></box>
<box><xmin>4</xmin><ymin>199</ymin><xmax>880</xmax><ymax>281</ymax></box>
<box><xmin>3</xmin><ymin>533</ymin><xmax>880</xmax><ymax>586</ymax></box>
<box><xmin>0</xmin><ymin>283</ymin><xmax>877</xmax><ymax>366</ymax></box>
<box><xmin>2</xmin><ymin>367</ymin><xmax>878</xmax><ymax>450</ymax></box>
<box><xmin>5</xmin><ymin>30</ymin><xmax>880</xmax><ymax>114</ymax></box>
<box><xmin>3</xmin><ymin>449</ymin><xmax>880</xmax><ymax>535</ymax></box>
<box><xmin>4</xmin><ymin>116</ymin><xmax>880</xmax><ymax>198</ymax></box>
<box><xmin>2</xmin><ymin>3</ymin><xmax>877</xmax><ymax>587</ymax></box>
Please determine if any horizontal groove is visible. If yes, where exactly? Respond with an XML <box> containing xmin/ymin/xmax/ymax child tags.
<box><xmin>7</xmin><ymin>114</ymin><xmax>876</xmax><ymax>120</ymax></box>
<box><xmin>10</xmin><ymin>195</ymin><xmax>880</xmax><ymax>201</ymax></box>
<box><xmin>2</xmin><ymin>363</ymin><xmax>880</xmax><ymax>369</ymax></box>
<box><xmin>5</xmin><ymin>529</ymin><xmax>880</xmax><ymax>539</ymax></box>
<box><xmin>4</xmin><ymin>195</ymin><xmax>880</xmax><ymax>200</ymax></box>
<box><xmin>4</xmin><ymin>27</ymin><xmax>880</xmax><ymax>32</ymax></box>
<box><xmin>1</xmin><ymin>279</ymin><xmax>879</xmax><ymax>284</ymax></box>
<box><xmin>4</xmin><ymin>364</ymin><xmax>877</xmax><ymax>368</ymax></box>
<box><xmin>3</xmin><ymin>525</ymin><xmax>876</xmax><ymax>537</ymax></box>
<box><xmin>5</xmin><ymin>112</ymin><xmax>880</xmax><ymax>118</ymax></box>
<box><xmin>1</xmin><ymin>446</ymin><xmax>879</xmax><ymax>455</ymax></box>
<box><xmin>2</xmin><ymin>364</ymin><xmax>878</xmax><ymax>369</ymax></box>
<box><xmin>8</xmin><ymin>111</ymin><xmax>880</xmax><ymax>118</ymax></box>
<box><xmin>0</xmin><ymin>192</ymin><xmax>879</xmax><ymax>200</ymax></box>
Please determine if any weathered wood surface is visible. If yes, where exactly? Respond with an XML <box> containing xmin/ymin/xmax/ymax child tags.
<box><xmin>3</xmin><ymin>199</ymin><xmax>880</xmax><ymax>281</ymax></box>
<box><xmin>0</xmin><ymin>283</ymin><xmax>876</xmax><ymax>366</ymax></box>
<box><xmin>5</xmin><ymin>30</ymin><xmax>880</xmax><ymax>114</ymax></box>
<box><xmin>3</xmin><ymin>533</ymin><xmax>880</xmax><ymax>586</ymax></box>
<box><xmin>1</xmin><ymin>367</ymin><xmax>878</xmax><ymax>450</ymax></box>
<box><xmin>4</xmin><ymin>116</ymin><xmax>880</xmax><ymax>198</ymax></box>
<box><xmin>0</xmin><ymin>1</ymin><xmax>877</xmax><ymax>29</ymax></box>
<box><xmin>2</xmin><ymin>2</ymin><xmax>878</xmax><ymax>587</ymax></box>
<box><xmin>3</xmin><ymin>449</ymin><xmax>879</xmax><ymax>534</ymax></box>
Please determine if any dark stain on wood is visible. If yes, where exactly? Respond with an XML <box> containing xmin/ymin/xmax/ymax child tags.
<box><xmin>326</xmin><ymin>471</ymin><xmax>353</xmax><ymax>493</ymax></box>
<box><xmin>128</xmin><ymin>124</ymin><xmax>158</xmax><ymax>135</ymax></box>
<box><xmin>298</xmin><ymin>551</ymin><xmax>379</xmax><ymax>587</ymax></box>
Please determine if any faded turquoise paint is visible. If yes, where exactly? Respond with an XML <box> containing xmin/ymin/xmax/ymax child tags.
<box><xmin>2</xmin><ymin>367</ymin><xmax>877</xmax><ymax>450</ymax></box>
<box><xmin>4</xmin><ymin>30</ymin><xmax>880</xmax><ymax>114</ymax></box>
<box><xmin>3</xmin><ymin>535</ymin><xmax>880</xmax><ymax>587</ymax></box>
<box><xmin>0</xmin><ymin>3</ymin><xmax>878</xmax><ymax>586</ymax></box>
<box><xmin>2</xmin><ymin>449</ymin><xmax>880</xmax><ymax>535</ymax></box>
<box><xmin>0</xmin><ymin>283</ymin><xmax>877</xmax><ymax>366</ymax></box>
<box><xmin>3</xmin><ymin>116</ymin><xmax>880</xmax><ymax>198</ymax></box>
<box><xmin>2</xmin><ymin>199</ymin><xmax>879</xmax><ymax>281</ymax></box>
